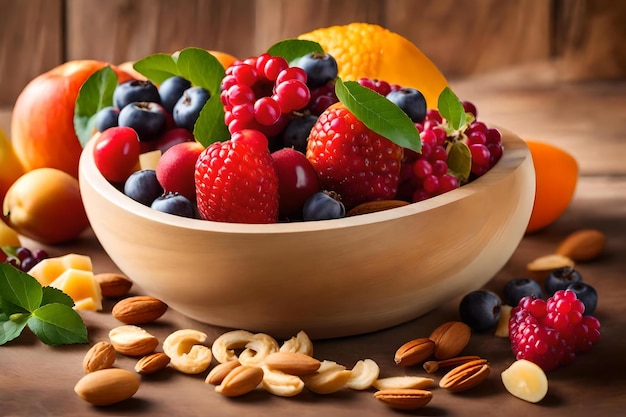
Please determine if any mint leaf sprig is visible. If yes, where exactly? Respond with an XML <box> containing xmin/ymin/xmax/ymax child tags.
<box><xmin>0</xmin><ymin>263</ymin><xmax>88</xmax><ymax>346</ymax></box>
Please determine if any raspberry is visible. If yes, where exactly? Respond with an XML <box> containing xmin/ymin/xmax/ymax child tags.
<box><xmin>509</xmin><ymin>290</ymin><xmax>601</xmax><ymax>371</ymax></box>
<box><xmin>194</xmin><ymin>129</ymin><xmax>279</xmax><ymax>223</ymax></box>
<box><xmin>306</xmin><ymin>103</ymin><xmax>403</xmax><ymax>208</ymax></box>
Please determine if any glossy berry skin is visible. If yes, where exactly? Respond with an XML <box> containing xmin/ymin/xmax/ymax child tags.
<box><xmin>296</xmin><ymin>53</ymin><xmax>338</xmax><ymax>88</ymax></box>
<box><xmin>94</xmin><ymin>106</ymin><xmax>120</xmax><ymax>132</ymax></box>
<box><xmin>459</xmin><ymin>290</ymin><xmax>502</xmax><ymax>332</ymax></box>
<box><xmin>302</xmin><ymin>191</ymin><xmax>345</xmax><ymax>221</ymax></box>
<box><xmin>280</xmin><ymin>114</ymin><xmax>318</xmax><ymax>153</ymax></box>
<box><xmin>151</xmin><ymin>192</ymin><xmax>195</xmax><ymax>218</ymax></box>
<box><xmin>93</xmin><ymin>126</ymin><xmax>140</xmax><ymax>183</ymax></box>
<box><xmin>173</xmin><ymin>86</ymin><xmax>210</xmax><ymax>131</ymax></box>
<box><xmin>271</xmin><ymin>148</ymin><xmax>320</xmax><ymax>218</ymax></box>
<box><xmin>566</xmin><ymin>282</ymin><xmax>598</xmax><ymax>315</ymax></box>
<box><xmin>545</xmin><ymin>267</ymin><xmax>583</xmax><ymax>296</ymax></box>
<box><xmin>502</xmin><ymin>277</ymin><xmax>543</xmax><ymax>307</ymax></box>
<box><xmin>386</xmin><ymin>88</ymin><xmax>427</xmax><ymax>123</ymax></box>
<box><xmin>159</xmin><ymin>76</ymin><xmax>192</xmax><ymax>113</ymax></box>
<box><xmin>113</xmin><ymin>79</ymin><xmax>161</xmax><ymax>110</ymax></box>
<box><xmin>123</xmin><ymin>169</ymin><xmax>164</xmax><ymax>207</ymax></box>
<box><xmin>117</xmin><ymin>102</ymin><xmax>167</xmax><ymax>141</ymax></box>
<box><xmin>153</xmin><ymin>127</ymin><xmax>196</xmax><ymax>153</ymax></box>
<box><xmin>306</xmin><ymin>103</ymin><xmax>403</xmax><ymax>208</ymax></box>
<box><xmin>195</xmin><ymin>129</ymin><xmax>279</xmax><ymax>224</ymax></box>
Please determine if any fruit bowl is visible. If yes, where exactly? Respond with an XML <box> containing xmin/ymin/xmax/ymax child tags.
<box><xmin>78</xmin><ymin>128</ymin><xmax>535</xmax><ymax>339</ymax></box>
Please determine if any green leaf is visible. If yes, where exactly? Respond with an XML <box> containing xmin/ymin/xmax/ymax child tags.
<box><xmin>335</xmin><ymin>78</ymin><xmax>421</xmax><ymax>152</ymax></box>
<box><xmin>74</xmin><ymin>66</ymin><xmax>119</xmax><ymax>148</ymax></box>
<box><xmin>438</xmin><ymin>87</ymin><xmax>465</xmax><ymax>131</ymax></box>
<box><xmin>133</xmin><ymin>53</ymin><xmax>179</xmax><ymax>84</ymax></box>
<box><xmin>447</xmin><ymin>141</ymin><xmax>472</xmax><ymax>184</ymax></box>
<box><xmin>193</xmin><ymin>95</ymin><xmax>230</xmax><ymax>146</ymax></box>
<box><xmin>0</xmin><ymin>296</ymin><xmax>29</xmax><ymax>316</ymax></box>
<box><xmin>41</xmin><ymin>286</ymin><xmax>75</xmax><ymax>308</ymax></box>
<box><xmin>267</xmin><ymin>39</ymin><xmax>325</xmax><ymax>65</ymax></box>
<box><xmin>0</xmin><ymin>264</ymin><xmax>42</xmax><ymax>312</ymax></box>
<box><xmin>0</xmin><ymin>311</ymin><xmax>29</xmax><ymax>345</ymax></box>
<box><xmin>28</xmin><ymin>304</ymin><xmax>88</xmax><ymax>346</ymax></box>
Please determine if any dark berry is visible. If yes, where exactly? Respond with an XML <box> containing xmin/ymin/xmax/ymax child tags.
<box><xmin>113</xmin><ymin>79</ymin><xmax>161</xmax><ymax>110</ymax></box>
<box><xmin>459</xmin><ymin>290</ymin><xmax>502</xmax><ymax>332</ymax></box>
<box><xmin>302</xmin><ymin>191</ymin><xmax>345</xmax><ymax>221</ymax></box>
<box><xmin>117</xmin><ymin>102</ymin><xmax>167</xmax><ymax>141</ymax></box>
<box><xmin>159</xmin><ymin>76</ymin><xmax>192</xmax><ymax>113</ymax></box>
<box><xmin>296</xmin><ymin>53</ymin><xmax>338</xmax><ymax>88</ymax></box>
<box><xmin>566</xmin><ymin>282</ymin><xmax>598</xmax><ymax>315</ymax></box>
<box><xmin>173</xmin><ymin>87</ymin><xmax>211</xmax><ymax>132</ymax></box>
<box><xmin>545</xmin><ymin>267</ymin><xmax>583</xmax><ymax>296</ymax></box>
<box><xmin>386</xmin><ymin>88</ymin><xmax>427</xmax><ymax>123</ymax></box>
<box><xmin>502</xmin><ymin>277</ymin><xmax>543</xmax><ymax>307</ymax></box>
<box><xmin>94</xmin><ymin>106</ymin><xmax>120</xmax><ymax>132</ymax></box>
<box><xmin>124</xmin><ymin>170</ymin><xmax>164</xmax><ymax>206</ymax></box>
<box><xmin>280</xmin><ymin>115</ymin><xmax>317</xmax><ymax>153</ymax></box>
<box><xmin>151</xmin><ymin>192</ymin><xmax>196</xmax><ymax>218</ymax></box>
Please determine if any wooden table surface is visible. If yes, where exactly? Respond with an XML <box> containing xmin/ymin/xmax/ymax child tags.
<box><xmin>1</xmin><ymin>62</ymin><xmax>626</xmax><ymax>416</ymax></box>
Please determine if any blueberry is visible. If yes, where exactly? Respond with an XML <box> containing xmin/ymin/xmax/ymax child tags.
<box><xmin>545</xmin><ymin>267</ymin><xmax>583</xmax><ymax>296</ymax></box>
<box><xmin>151</xmin><ymin>192</ymin><xmax>196</xmax><ymax>218</ymax></box>
<box><xmin>113</xmin><ymin>79</ymin><xmax>161</xmax><ymax>110</ymax></box>
<box><xmin>159</xmin><ymin>76</ymin><xmax>192</xmax><ymax>113</ymax></box>
<box><xmin>459</xmin><ymin>290</ymin><xmax>502</xmax><ymax>332</ymax></box>
<box><xmin>118</xmin><ymin>102</ymin><xmax>167</xmax><ymax>141</ymax></box>
<box><xmin>124</xmin><ymin>170</ymin><xmax>164</xmax><ymax>206</ymax></box>
<box><xmin>94</xmin><ymin>106</ymin><xmax>119</xmax><ymax>132</ymax></box>
<box><xmin>302</xmin><ymin>191</ymin><xmax>345</xmax><ymax>221</ymax></box>
<box><xmin>566</xmin><ymin>282</ymin><xmax>598</xmax><ymax>315</ymax></box>
<box><xmin>386</xmin><ymin>88</ymin><xmax>427</xmax><ymax>123</ymax></box>
<box><xmin>281</xmin><ymin>115</ymin><xmax>317</xmax><ymax>153</ymax></box>
<box><xmin>502</xmin><ymin>277</ymin><xmax>543</xmax><ymax>307</ymax></box>
<box><xmin>173</xmin><ymin>87</ymin><xmax>211</xmax><ymax>132</ymax></box>
<box><xmin>296</xmin><ymin>53</ymin><xmax>338</xmax><ymax>88</ymax></box>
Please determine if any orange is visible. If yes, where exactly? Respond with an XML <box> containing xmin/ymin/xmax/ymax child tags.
<box><xmin>208</xmin><ymin>50</ymin><xmax>239</xmax><ymax>69</ymax></box>
<box><xmin>525</xmin><ymin>140</ymin><xmax>579</xmax><ymax>233</ymax></box>
<box><xmin>298</xmin><ymin>23</ymin><xmax>448</xmax><ymax>108</ymax></box>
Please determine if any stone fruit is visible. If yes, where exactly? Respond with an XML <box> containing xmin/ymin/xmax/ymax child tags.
<box><xmin>501</xmin><ymin>359</ymin><xmax>548</xmax><ymax>403</ymax></box>
<box><xmin>10</xmin><ymin>60</ymin><xmax>132</xmax><ymax>177</ymax></box>
<box><xmin>155</xmin><ymin>141</ymin><xmax>204</xmax><ymax>201</ymax></box>
<box><xmin>0</xmin><ymin>128</ymin><xmax>25</xmax><ymax>204</ymax></box>
<box><xmin>2</xmin><ymin>168</ymin><xmax>89</xmax><ymax>244</ymax></box>
<box><xmin>0</xmin><ymin>218</ymin><xmax>21</xmax><ymax>248</ymax></box>
<box><xmin>92</xmin><ymin>127</ymin><xmax>141</xmax><ymax>184</ymax></box>
<box><xmin>151</xmin><ymin>192</ymin><xmax>196</xmax><ymax>218</ymax></box>
<box><xmin>123</xmin><ymin>169</ymin><xmax>164</xmax><ymax>206</ymax></box>
<box><xmin>458</xmin><ymin>290</ymin><xmax>502</xmax><ymax>332</ymax></box>
<box><xmin>173</xmin><ymin>86</ymin><xmax>211</xmax><ymax>132</ymax></box>
<box><xmin>271</xmin><ymin>147</ymin><xmax>320</xmax><ymax>217</ymax></box>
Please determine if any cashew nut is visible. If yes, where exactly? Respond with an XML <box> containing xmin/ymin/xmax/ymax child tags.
<box><xmin>372</xmin><ymin>376</ymin><xmax>434</xmax><ymax>391</ymax></box>
<box><xmin>301</xmin><ymin>360</ymin><xmax>352</xmax><ymax>394</ymax></box>
<box><xmin>261</xmin><ymin>365</ymin><xmax>304</xmax><ymax>397</ymax></box>
<box><xmin>346</xmin><ymin>359</ymin><xmax>380</xmax><ymax>390</ymax></box>
<box><xmin>279</xmin><ymin>330</ymin><xmax>314</xmax><ymax>356</ymax></box>
<box><xmin>162</xmin><ymin>329</ymin><xmax>212</xmax><ymax>374</ymax></box>
<box><xmin>211</xmin><ymin>330</ymin><xmax>255</xmax><ymax>363</ymax></box>
<box><xmin>238</xmin><ymin>333</ymin><xmax>279</xmax><ymax>366</ymax></box>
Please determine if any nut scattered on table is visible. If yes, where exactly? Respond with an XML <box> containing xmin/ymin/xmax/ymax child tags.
<box><xmin>346</xmin><ymin>359</ymin><xmax>380</xmax><ymax>390</ymax></box>
<box><xmin>422</xmin><ymin>355</ymin><xmax>482</xmax><ymax>374</ymax></box>
<box><xmin>82</xmin><ymin>341</ymin><xmax>117</xmax><ymax>373</ymax></box>
<box><xmin>215</xmin><ymin>365</ymin><xmax>264</xmax><ymax>397</ymax></box>
<box><xmin>373</xmin><ymin>376</ymin><xmax>434</xmax><ymax>391</ymax></box>
<box><xmin>211</xmin><ymin>329</ymin><xmax>255</xmax><ymax>363</ymax></box>
<box><xmin>108</xmin><ymin>325</ymin><xmax>159</xmax><ymax>357</ymax></box>
<box><xmin>263</xmin><ymin>351</ymin><xmax>321</xmax><ymax>375</ymax></box>
<box><xmin>111</xmin><ymin>295</ymin><xmax>168</xmax><ymax>324</ymax></box>
<box><xmin>439</xmin><ymin>358</ymin><xmax>490</xmax><ymax>392</ymax></box>
<box><xmin>94</xmin><ymin>272</ymin><xmax>133</xmax><ymax>298</ymax></box>
<box><xmin>135</xmin><ymin>352</ymin><xmax>170</xmax><ymax>375</ymax></box>
<box><xmin>373</xmin><ymin>388</ymin><xmax>433</xmax><ymax>410</ymax></box>
<box><xmin>394</xmin><ymin>337</ymin><xmax>435</xmax><ymax>366</ymax></box>
<box><xmin>261</xmin><ymin>365</ymin><xmax>305</xmax><ymax>397</ymax></box>
<box><xmin>279</xmin><ymin>330</ymin><xmax>314</xmax><ymax>356</ymax></box>
<box><xmin>162</xmin><ymin>329</ymin><xmax>212</xmax><ymax>374</ymax></box>
<box><xmin>206</xmin><ymin>360</ymin><xmax>242</xmax><ymax>385</ymax></box>
<box><xmin>555</xmin><ymin>229</ymin><xmax>606</xmax><ymax>262</ymax></box>
<box><xmin>429</xmin><ymin>321</ymin><xmax>472</xmax><ymax>360</ymax></box>
<box><xmin>301</xmin><ymin>360</ymin><xmax>352</xmax><ymax>394</ymax></box>
<box><xmin>74</xmin><ymin>368</ymin><xmax>140</xmax><ymax>406</ymax></box>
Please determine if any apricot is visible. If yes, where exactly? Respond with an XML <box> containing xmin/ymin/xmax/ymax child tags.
<box><xmin>0</xmin><ymin>128</ymin><xmax>25</xmax><ymax>205</ymax></box>
<box><xmin>2</xmin><ymin>168</ymin><xmax>90</xmax><ymax>244</ymax></box>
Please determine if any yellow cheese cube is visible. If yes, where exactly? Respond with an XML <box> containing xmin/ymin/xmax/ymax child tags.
<box><xmin>28</xmin><ymin>253</ymin><xmax>93</xmax><ymax>286</ymax></box>
<box><xmin>139</xmin><ymin>150</ymin><xmax>162</xmax><ymax>171</ymax></box>
<box><xmin>49</xmin><ymin>268</ymin><xmax>102</xmax><ymax>311</ymax></box>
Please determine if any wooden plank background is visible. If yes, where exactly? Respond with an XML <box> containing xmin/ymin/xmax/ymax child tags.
<box><xmin>1</xmin><ymin>0</ymin><xmax>625</xmax><ymax>108</ymax></box>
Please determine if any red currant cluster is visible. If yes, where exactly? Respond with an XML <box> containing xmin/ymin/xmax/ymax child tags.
<box><xmin>2</xmin><ymin>246</ymin><xmax>49</xmax><ymax>272</ymax></box>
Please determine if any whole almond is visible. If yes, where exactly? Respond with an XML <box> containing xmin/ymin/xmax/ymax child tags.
<box><xmin>94</xmin><ymin>273</ymin><xmax>133</xmax><ymax>298</ymax></box>
<box><xmin>374</xmin><ymin>388</ymin><xmax>432</xmax><ymax>410</ymax></box>
<box><xmin>109</xmin><ymin>325</ymin><xmax>159</xmax><ymax>357</ymax></box>
<box><xmin>112</xmin><ymin>295</ymin><xmax>168</xmax><ymax>324</ymax></box>
<box><xmin>429</xmin><ymin>321</ymin><xmax>471</xmax><ymax>360</ymax></box>
<box><xmin>206</xmin><ymin>360</ymin><xmax>242</xmax><ymax>385</ymax></box>
<box><xmin>394</xmin><ymin>338</ymin><xmax>435</xmax><ymax>366</ymax></box>
<box><xmin>83</xmin><ymin>341</ymin><xmax>116</xmax><ymax>373</ymax></box>
<box><xmin>263</xmin><ymin>351</ymin><xmax>321</xmax><ymax>375</ymax></box>
<box><xmin>556</xmin><ymin>229</ymin><xmax>606</xmax><ymax>262</ymax></box>
<box><xmin>74</xmin><ymin>368</ymin><xmax>140</xmax><ymax>406</ymax></box>
<box><xmin>347</xmin><ymin>200</ymin><xmax>409</xmax><ymax>216</ymax></box>
<box><xmin>439</xmin><ymin>359</ymin><xmax>490</xmax><ymax>392</ymax></box>
<box><xmin>215</xmin><ymin>365</ymin><xmax>264</xmax><ymax>397</ymax></box>
<box><xmin>135</xmin><ymin>352</ymin><xmax>170</xmax><ymax>375</ymax></box>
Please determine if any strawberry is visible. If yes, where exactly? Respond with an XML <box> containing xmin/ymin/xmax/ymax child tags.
<box><xmin>305</xmin><ymin>103</ymin><xmax>403</xmax><ymax>208</ymax></box>
<box><xmin>195</xmin><ymin>129</ymin><xmax>279</xmax><ymax>223</ymax></box>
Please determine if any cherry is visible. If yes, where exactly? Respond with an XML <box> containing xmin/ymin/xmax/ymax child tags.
<box><xmin>271</xmin><ymin>148</ymin><xmax>320</xmax><ymax>218</ymax></box>
<box><xmin>93</xmin><ymin>126</ymin><xmax>141</xmax><ymax>183</ymax></box>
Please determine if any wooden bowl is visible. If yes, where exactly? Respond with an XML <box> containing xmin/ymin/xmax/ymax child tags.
<box><xmin>78</xmin><ymin>129</ymin><xmax>535</xmax><ymax>339</ymax></box>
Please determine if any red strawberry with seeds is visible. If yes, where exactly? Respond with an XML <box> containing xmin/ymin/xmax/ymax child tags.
<box><xmin>306</xmin><ymin>103</ymin><xmax>403</xmax><ymax>208</ymax></box>
<box><xmin>195</xmin><ymin>129</ymin><xmax>279</xmax><ymax>223</ymax></box>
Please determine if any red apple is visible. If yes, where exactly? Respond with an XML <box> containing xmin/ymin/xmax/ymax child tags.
<box><xmin>156</xmin><ymin>141</ymin><xmax>205</xmax><ymax>201</ymax></box>
<box><xmin>10</xmin><ymin>60</ymin><xmax>133</xmax><ymax>178</ymax></box>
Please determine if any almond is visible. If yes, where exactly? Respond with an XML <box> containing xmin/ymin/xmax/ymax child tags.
<box><xmin>206</xmin><ymin>360</ymin><xmax>242</xmax><ymax>385</ymax></box>
<box><xmin>74</xmin><ymin>368</ymin><xmax>140</xmax><ymax>406</ymax></box>
<box><xmin>422</xmin><ymin>355</ymin><xmax>482</xmax><ymax>373</ymax></box>
<box><xmin>373</xmin><ymin>388</ymin><xmax>432</xmax><ymax>410</ymax></box>
<box><xmin>556</xmin><ymin>229</ymin><xmax>606</xmax><ymax>262</ymax></box>
<box><xmin>394</xmin><ymin>337</ymin><xmax>435</xmax><ymax>366</ymax></box>
<box><xmin>112</xmin><ymin>295</ymin><xmax>168</xmax><ymax>324</ymax></box>
<box><xmin>82</xmin><ymin>341</ymin><xmax>116</xmax><ymax>373</ymax></box>
<box><xmin>215</xmin><ymin>365</ymin><xmax>264</xmax><ymax>397</ymax></box>
<box><xmin>429</xmin><ymin>321</ymin><xmax>471</xmax><ymax>360</ymax></box>
<box><xmin>347</xmin><ymin>199</ymin><xmax>409</xmax><ymax>216</ymax></box>
<box><xmin>263</xmin><ymin>351</ymin><xmax>321</xmax><ymax>375</ymax></box>
<box><xmin>439</xmin><ymin>358</ymin><xmax>490</xmax><ymax>392</ymax></box>
<box><xmin>94</xmin><ymin>272</ymin><xmax>133</xmax><ymax>298</ymax></box>
<box><xmin>135</xmin><ymin>352</ymin><xmax>170</xmax><ymax>374</ymax></box>
<box><xmin>109</xmin><ymin>325</ymin><xmax>159</xmax><ymax>357</ymax></box>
